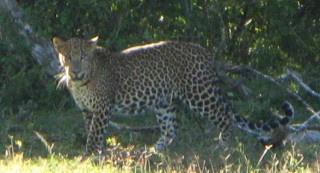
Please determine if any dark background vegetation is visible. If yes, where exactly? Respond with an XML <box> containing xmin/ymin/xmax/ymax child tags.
<box><xmin>0</xmin><ymin>0</ymin><xmax>319</xmax><ymax>161</ymax></box>
<box><xmin>1</xmin><ymin>0</ymin><xmax>320</xmax><ymax>112</ymax></box>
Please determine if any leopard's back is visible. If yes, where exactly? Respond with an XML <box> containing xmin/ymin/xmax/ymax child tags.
<box><xmin>111</xmin><ymin>42</ymin><xmax>219</xmax><ymax>115</ymax></box>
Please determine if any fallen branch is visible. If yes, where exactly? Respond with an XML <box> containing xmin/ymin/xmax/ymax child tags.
<box><xmin>109</xmin><ymin>121</ymin><xmax>159</xmax><ymax>133</ymax></box>
<box><xmin>214</xmin><ymin>61</ymin><xmax>253</xmax><ymax>98</ymax></box>
<box><xmin>279</xmin><ymin>70</ymin><xmax>320</xmax><ymax>99</ymax></box>
<box><xmin>293</xmin><ymin>111</ymin><xmax>320</xmax><ymax>131</ymax></box>
<box><xmin>224</xmin><ymin>65</ymin><xmax>316</xmax><ymax>113</ymax></box>
<box><xmin>216</xmin><ymin>70</ymin><xmax>253</xmax><ymax>98</ymax></box>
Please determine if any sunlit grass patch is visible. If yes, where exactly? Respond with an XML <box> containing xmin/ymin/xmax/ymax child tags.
<box><xmin>0</xmin><ymin>142</ymin><xmax>317</xmax><ymax>173</ymax></box>
<box><xmin>0</xmin><ymin>155</ymin><xmax>126</xmax><ymax>173</ymax></box>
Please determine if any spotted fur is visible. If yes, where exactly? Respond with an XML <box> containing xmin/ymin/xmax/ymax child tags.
<box><xmin>53</xmin><ymin>37</ymin><xmax>294</xmax><ymax>156</ymax></box>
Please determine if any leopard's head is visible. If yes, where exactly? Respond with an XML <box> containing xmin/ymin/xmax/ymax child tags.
<box><xmin>53</xmin><ymin>36</ymin><xmax>98</xmax><ymax>87</ymax></box>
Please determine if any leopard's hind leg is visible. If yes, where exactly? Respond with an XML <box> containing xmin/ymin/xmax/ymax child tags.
<box><xmin>184</xmin><ymin>70</ymin><xmax>233</xmax><ymax>145</ymax></box>
<box><xmin>154</xmin><ymin>99</ymin><xmax>178</xmax><ymax>152</ymax></box>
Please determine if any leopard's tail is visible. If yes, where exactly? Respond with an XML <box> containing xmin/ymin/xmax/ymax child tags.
<box><xmin>232</xmin><ymin>101</ymin><xmax>294</xmax><ymax>134</ymax></box>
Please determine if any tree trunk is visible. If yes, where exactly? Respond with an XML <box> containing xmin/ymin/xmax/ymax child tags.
<box><xmin>0</xmin><ymin>0</ymin><xmax>61</xmax><ymax>76</ymax></box>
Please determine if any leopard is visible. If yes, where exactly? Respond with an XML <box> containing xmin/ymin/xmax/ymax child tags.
<box><xmin>52</xmin><ymin>36</ymin><xmax>294</xmax><ymax>158</ymax></box>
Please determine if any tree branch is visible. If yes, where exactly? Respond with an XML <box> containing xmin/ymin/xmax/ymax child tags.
<box><xmin>109</xmin><ymin>121</ymin><xmax>159</xmax><ymax>133</ymax></box>
<box><xmin>224</xmin><ymin>64</ymin><xmax>316</xmax><ymax>113</ymax></box>
<box><xmin>279</xmin><ymin>70</ymin><xmax>320</xmax><ymax>99</ymax></box>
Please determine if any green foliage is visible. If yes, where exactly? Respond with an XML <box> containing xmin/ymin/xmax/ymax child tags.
<box><xmin>18</xmin><ymin>0</ymin><xmax>320</xmax><ymax>73</ymax></box>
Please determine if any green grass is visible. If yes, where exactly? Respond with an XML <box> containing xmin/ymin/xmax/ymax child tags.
<box><xmin>0</xmin><ymin>106</ymin><xmax>319</xmax><ymax>173</ymax></box>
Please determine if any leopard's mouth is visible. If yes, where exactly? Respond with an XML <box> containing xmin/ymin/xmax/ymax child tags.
<box><xmin>56</xmin><ymin>71</ymin><xmax>87</xmax><ymax>87</ymax></box>
<box><xmin>71</xmin><ymin>73</ymin><xmax>91</xmax><ymax>87</ymax></box>
<box><xmin>71</xmin><ymin>73</ymin><xmax>85</xmax><ymax>81</ymax></box>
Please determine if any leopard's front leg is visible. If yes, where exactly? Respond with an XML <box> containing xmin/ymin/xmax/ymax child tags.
<box><xmin>82</xmin><ymin>111</ymin><xmax>93</xmax><ymax>135</ymax></box>
<box><xmin>81</xmin><ymin>111</ymin><xmax>110</xmax><ymax>160</ymax></box>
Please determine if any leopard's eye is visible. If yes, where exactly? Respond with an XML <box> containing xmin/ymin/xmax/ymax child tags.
<box><xmin>66</xmin><ymin>56</ymin><xmax>72</xmax><ymax>61</ymax></box>
<box><xmin>81</xmin><ymin>53</ymin><xmax>90</xmax><ymax>60</ymax></box>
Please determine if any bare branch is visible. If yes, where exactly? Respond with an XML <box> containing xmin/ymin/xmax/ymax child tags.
<box><xmin>214</xmin><ymin>61</ymin><xmax>253</xmax><ymax>98</ymax></box>
<box><xmin>293</xmin><ymin>111</ymin><xmax>320</xmax><ymax>130</ymax></box>
<box><xmin>216</xmin><ymin>70</ymin><xmax>253</xmax><ymax>98</ymax></box>
<box><xmin>109</xmin><ymin>121</ymin><xmax>159</xmax><ymax>133</ymax></box>
<box><xmin>279</xmin><ymin>70</ymin><xmax>320</xmax><ymax>99</ymax></box>
<box><xmin>224</xmin><ymin>65</ymin><xmax>316</xmax><ymax>113</ymax></box>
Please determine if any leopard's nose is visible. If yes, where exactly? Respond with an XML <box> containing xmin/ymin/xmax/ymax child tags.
<box><xmin>71</xmin><ymin>68</ymin><xmax>81</xmax><ymax>75</ymax></box>
<box><xmin>69</xmin><ymin>68</ymin><xmax>83</xmax><ymax>80</ymax></box>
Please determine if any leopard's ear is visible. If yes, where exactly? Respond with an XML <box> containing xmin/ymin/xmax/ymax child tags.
<box><xmin>53</xmin><ymin>37</ymin><xmax>66</xmax><ymax>54</ymax></box>
<box><xmin>88</xmin><ymin>36</ymin><xmax>98</xmax><ymax>48</ymax></box>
